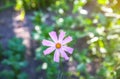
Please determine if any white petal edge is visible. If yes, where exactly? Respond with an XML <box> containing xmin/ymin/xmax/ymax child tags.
<box><xmin>59</xmin><ymin>48</ymin><xmax>69</xmax><ymax>60</ymax></box>
<box><xmin>43</xmin><ymin>46</ymin><xmax>55</xmax><ymax>55</ymax></box>
<box><xmin>54</xmin><ymin>49</ymin><xmax>60</xmax><ymax>62</ymax></box>
<box><xmin>42</xmin><ymin>39</ymin><xmax>55</xmax><ymax>46</ymax></box>
<box><xmin>49</xmin><ymin>31</ymin><xmax>58</xmax><ymax>42</ymax></box>
<box><xmin>62</xmin><ymin>46</ymin><xmax>74</xmax><ymax>54</ymax></box>
<box><xmin>62</xmin><ymin>36</ymin><xmax>72</xmax><ymax>45</ymax></box>
<box><xmin>59</xmin><ymin>30</ymin><xmax>66</xmax><ymax>43</ymax></box>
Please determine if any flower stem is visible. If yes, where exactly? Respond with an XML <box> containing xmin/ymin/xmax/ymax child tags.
<box><xmin>57</xmin><ymin>59</ymin><xmax>64</xmax><ymax>79</ymax></box>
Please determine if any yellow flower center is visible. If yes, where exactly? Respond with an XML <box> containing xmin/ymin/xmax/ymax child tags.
<box><xmin>56</xmin><ymin>43</ymin><xmax>61</xmax><ymax>49</ymax></box>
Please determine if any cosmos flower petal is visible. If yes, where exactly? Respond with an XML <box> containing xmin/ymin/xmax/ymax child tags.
<box><xmin>62</xmin><ymin>46</ymin><xmax>74</xmax><ymax>54</ymax></box>
<box><xmin>60</xmin><ymin>49</ymin><xmax>69</xmax><ymax>60</ymax></box>
<box><xmin>49</xmin><ymin>31</ymin><xmax>58</xmax><ymax>42</ymax></box>
<box><xmin>42</xmin><ymin>31</ymin><xmax>73</xmax><ymax>62</ymax></box>
<box><xmin>59</xmin><ymin>30</ymin><xmax>66</xmax><ymax>42</ymax></box>
<box><xmin>54</xmin><ymin>49</ymin><xmax>60</xmax><ymax>62</ymax></box>
<box><xmin>62</xmin><ymin>36</ymin><xmax>72</xmax><ymax>45</ymax></box>
<box><xmin>43</xmin><ymin>47</ymin><xmax>55</xmax><ymax>55</ymax></box>
<box><xmin>42</xmin><ymin>39</ymin><xmax>55</xmax><ymax>46</ymax></box>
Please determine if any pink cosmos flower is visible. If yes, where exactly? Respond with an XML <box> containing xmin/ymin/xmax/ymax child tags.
<box><xmin>42</xmin><ymin>31</ymin><xmax>74</xmax><ymax>62</ymax></box>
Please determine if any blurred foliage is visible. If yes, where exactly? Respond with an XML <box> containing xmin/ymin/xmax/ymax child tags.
<box><xmin>15</xmin><ymin>0</ymin><xmax>55</xmax><ymax>11</ymax></box>
<box><xmin>0</xmin><ymin>38</ymin><xmax>28</xmax><ymax>79</ymax></box>
<box><xmin>0</xmin><ymin>0</ymin><xmax>120</xmax><ymax>79</ymax></box>
<box><xmin>31</xmin><ymin>0</ymin><xmax>120</xmax><ymax>79</ymax></box>
<box><xmin>0</xmin><ymin>0</ymin><xmax>15</xmax><ymax>11</ymax></box>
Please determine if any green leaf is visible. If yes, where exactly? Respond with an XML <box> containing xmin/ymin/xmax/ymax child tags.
<box><xmin>77</xmin><ymin>63</ymin><xmax>86</xmax><ymax>72</ymax></box>
<box><xmin>0</xmin><ymin>70</ymin><xmax>15</xmax><ymax>79</ymax></box>
<box><xmin>17</xmin><ymin>72</ymin><xmax>28</xmax><ymax>79</ymax></box>
<box><xmin>2</xmin><ymin>59</ymin><xmax>11</xmax><ymax>65</ymax></box>
<box><xmin>2</xmin><ymin>50</ymin><xmax>14</xmax><ymax>57</ymax></box>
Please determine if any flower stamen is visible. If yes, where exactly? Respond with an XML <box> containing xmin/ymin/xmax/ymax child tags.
<box><xmin>56</xmin><ymin>43</ymin><xmax>61</xmax><ymax>49</ymax></box>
